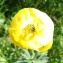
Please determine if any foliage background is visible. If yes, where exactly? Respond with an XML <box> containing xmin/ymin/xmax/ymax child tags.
<box><xmin>0</xmin><ymin>0</ymin><xmax>63</xmax><ymax>63</ymax></box>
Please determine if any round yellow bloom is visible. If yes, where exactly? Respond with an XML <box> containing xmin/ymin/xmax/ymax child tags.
<box><xmin>8</xmin><ymin>8</ymin><xmax>54</xmax><ymax>52</ymax></box>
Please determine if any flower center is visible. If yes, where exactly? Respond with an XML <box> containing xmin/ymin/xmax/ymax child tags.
<box><xmin>20</xmin><ymin>24</ymin><xmax>35</xmax><ymax>40</ymax></box>
<box><xmin>29</xmin><ymin>24</ymin><xmax>35</xmax><ymax>32</ymax></box>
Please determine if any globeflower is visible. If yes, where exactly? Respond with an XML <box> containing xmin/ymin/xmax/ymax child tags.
<box><xmin>8</xmin><ymin>8</ymin><xmax>54</xmax><ymax>52</ymax></box>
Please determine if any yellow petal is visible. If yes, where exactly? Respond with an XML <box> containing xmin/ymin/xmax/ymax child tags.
<box><xmin>8</xmin><ymin>8</ymin><xmax>54</xmax><ymax>52</ymax></box>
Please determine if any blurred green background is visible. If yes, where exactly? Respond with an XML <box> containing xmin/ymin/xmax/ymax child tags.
<box><xmin>0</xmin><ymin>0</ymin><xmax>63</xmax><ymax>63</ymax></box>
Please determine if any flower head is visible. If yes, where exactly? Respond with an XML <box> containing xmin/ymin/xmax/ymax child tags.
<box><xmin>8</xmin><ymin>8</ymin><xmax>54</xmax><ymax>52</ymax></box>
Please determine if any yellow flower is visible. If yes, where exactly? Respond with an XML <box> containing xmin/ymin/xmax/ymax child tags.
<box><xmin>8</xmin><ymin>8</ymin><xmax>54</xmax><ymax>52</ymax></box>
